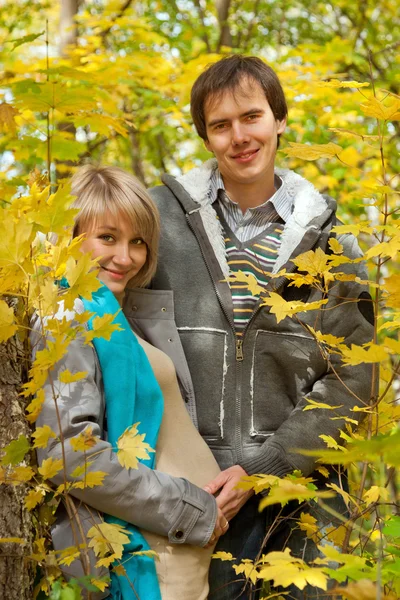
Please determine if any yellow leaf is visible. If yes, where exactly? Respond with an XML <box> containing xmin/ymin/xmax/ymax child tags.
<box><xmin>90</xmin><ymin>578</ymin><xmax>109</xmax><ymax>592</ymax></box>
<box><xmin>303</xmin><ymin>398</ymin><xmax>343</xmax><ymax>411</ymax></box>
<box><xmin>328</xmin><ymin>238</ymin><xmax>343</xmax><ymax>254</ymax></box>
<box><xmin>316</xmin><ymin>466</ymin><xmax>330</xmax><ymax>478</ymax></box>
<box><xmin>212</xmin><ymin>551</ymin><xmax>235</xmax><ymax>561</ymax></box>
<box><xmin>283</xmin><ymin>142</ymin><xmax>342</xmax><ymax>161</ymax></box>
<box><xmin>0</xmin><ymin>300</ymin><xmax>18</xmax><ymax>343</ymax></box>
<box><xmin>34</xmin><ymin>280</ymin><xmax>59</xmax><ymax>316</ymax></box>
<box><xmin>32</xmin><ymin>425</ymin><xmax>57</xmax><ymax>449</ymax></box>
<box><xmin>360</xmin><ymin>96</ymin><xmax>400</xmax><ymax>121</ymax></box>
<box><xmin>338</xmin><ymin>146</ymin><xmax>361</xmax><ymax>168</ymax></box>
<box><xmin>33</xmin><ymin>336</ymin><xmax>72</xmax><ymax>371</ymax></box>
<box><xmin>7</xmin><ymin>466</ymin><xmax>35</xmax><ymax>485</ymax></box>
<box><xmin>298</xmin><ymin>512</ymin><xmax>321</xmax><ymax>543</ymax></box>
<box><xmin>25</xmin><ymin>389</ymin><xmax>45</xmax><ymax>423</ymax></box>
<box><xmin>70</xmin><ymin>427</ymin><xmax>100</xmax><ymax>452</ymax></box>
<box><xmin>25</xmin><ymin>488</ymin><xmax>46</xmax><ymax>511</ymax></box>
<box><xmin>259</xmin><ymin>478</ymin><xmax>333</xmax><ymax>510</ymax></box>
<box><xmin>59</xmin><ymin>370</ymin><xmax>88</xmax><ymax>384</ymax></box>
<box><xmin>233</xmin><ymin>558</ymin><xmax>258</xmax><ymax>585</ymax></box>
<box><xmin>340</xmin><ymin>343</ymin><xmax>388</xmax><ymax>366</ymax></box>
<box><xmin>227</xmin><ymin>271</ymin><xmax>266</xmax><ymax>296</ymax></box>
<box><xmin>318</xmin><ymin>80</ymin><xmax>370</xmax><ymax>89</ymax></box>
<box><xmin>293</xmin><ymin>247</ymin><xmax>331</xmax><ymax>276</ymax></box>
<box><xmin>324</xmin><ymin>524</ymin><xmax>347</xmax><ymax>546</ymax></box>
<box><xmin>261</xmin><ymin>292</ymin><xmax>328</xmax><ymax>324</ymax></box>
<box><xmin>83</xmin><ymin>311</ymin><xmax>123</xmax><ymax>343</ymax></box>
<box><xmin>64</xmin><ymin>254</ymin><xmax>102</xmax><ymax>301</ymax></box>
<box><xmin>112</xmin><ymin>564</ymin><xmax>126</xmax><ymax>576</ymax></box>
<box><xmin>96</xmin><ymin>553</ymin><xmax>119</xmax><ymax>568</ymax></box>
<box><xmin>88</xmin><ymin>522</ymin><xmax>131</xmax><ymax>559</ymax></box>
<box><xmin>307</xmin><ymin>326</ymin><xmax>345</xmax><ymax>348</ymax></box>
<box><xmin>38</xmin><ymin>457</ymin><xmax>64</xmax><ymax>480</ymax></box>
<box><xmin>117</xmin><ymin>423</ymin><xmax>155</xmax><ymax>470</ymax></box>
<box><xmin>57</xmin><ymin>546</ymin><xmax>81</xmax><ymax>567</ymax></box>
<box><xmin>0</xmin><ymin>102</ymin><xmax>19</xmax><ymax>134</ymax></box>
<box><xmin>363</xmin><ymin>486</ymin><xmax>389</xmax><ymax>506</ymax></box>
<box><xmin>326</xmin><ymin>482</ymin><xmax>356</xmax><ymax>508</ymax></box>
<box><xmin>383</xmin><ymin>274</ymin><xmax>400</xmax><ymax>308</ymax></box>
<box><xmin>319</xmin><ymin>435</ymin><xmax>345</xmax><ymax>450</ymax></box>
<box><xmin>73</xmin><ymin>470</ymin><xmax>107</xmax><ymax>489</ymax></box>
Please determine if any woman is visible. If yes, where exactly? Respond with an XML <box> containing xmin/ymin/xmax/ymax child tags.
<box><xmin>32</xmin><ymin>165</ymin><xmax>228</xmax><ymax>600</ymax></box>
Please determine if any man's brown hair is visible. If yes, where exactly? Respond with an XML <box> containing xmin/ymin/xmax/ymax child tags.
<box><xmin>190</xmin><ymin>55</ymin><xmax>288</xmax><ymax>141</ymax></box>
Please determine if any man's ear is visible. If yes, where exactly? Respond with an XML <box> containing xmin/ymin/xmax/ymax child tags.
<box><xmin>277</xmin><ymin>117</ymin><xmax>287</xmax><ymax>134</ymax></box>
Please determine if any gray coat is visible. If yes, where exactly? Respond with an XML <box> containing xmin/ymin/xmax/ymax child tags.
<box><xmin>32</xmin><ymin>294</ymin><xmax>217</xmax><ymax>597</ymax></box>
<box><xmin>149</xmin><ymin>159</ymin><xmax>374</xmax><ymax>478</ymax></box>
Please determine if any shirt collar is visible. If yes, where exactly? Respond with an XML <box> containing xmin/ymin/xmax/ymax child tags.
<box><xmin>208</xmin><ymin>167</ymin><xmax>292</xmax><ymax>223</ymax></box>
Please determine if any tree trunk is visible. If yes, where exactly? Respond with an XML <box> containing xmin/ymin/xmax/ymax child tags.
<box><xmin>216</xmin><ymin>0</ymin><xmax>233</xmax><ymax>49</ymax></box>
<box><xmin>0</xmin><ymin>305</ymin><xmax>34</xmax><ymax>599</ymax></box>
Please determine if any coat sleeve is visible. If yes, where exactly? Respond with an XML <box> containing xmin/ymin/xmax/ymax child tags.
<box><xmin>32</xmin><ymin>314</ymin><xmax>217</xmax><ymax>547</ymax></box>
<box><xmin>238</xmin><ymin>234</ymin><xmax>375</xmax><ymax>478</ymax></box>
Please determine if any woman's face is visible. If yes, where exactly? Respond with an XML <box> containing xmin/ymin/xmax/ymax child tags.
<box><xmin>80</xmin><ymin>211</ymin><xmax>148</xmax><ymax>302</ymax></box>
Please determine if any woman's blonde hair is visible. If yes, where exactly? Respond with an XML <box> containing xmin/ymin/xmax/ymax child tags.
<box><xmin>71</xmin><ymin>164</ymin><xmax>160</xmax><ymax>288</ymax></box>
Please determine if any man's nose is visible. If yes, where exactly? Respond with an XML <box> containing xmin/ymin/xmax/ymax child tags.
<box><xmin>231</xmin><ymin>122</ymin><xmax>249</xmax><ymax>146</ymax></box>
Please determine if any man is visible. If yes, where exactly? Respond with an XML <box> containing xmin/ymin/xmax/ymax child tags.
<box><xmin>147</xmin><ymin>55</ymin><xmax>374</xmax><ymax>598</ymax></box>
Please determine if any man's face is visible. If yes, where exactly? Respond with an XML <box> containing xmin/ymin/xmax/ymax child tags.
<box><xmin>204</xmin><ymin>79</ymin><xmax>286</xmax><ymax>191</ymax></box>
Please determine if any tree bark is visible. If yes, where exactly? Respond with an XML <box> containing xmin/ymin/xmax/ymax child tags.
<box><xmin>0</xmin><ymin>303</ymin><xmax>33</xmax><ymax>599</ymax></box>
<box><xmin>216</xmin><ymin>0</ymin><xmax>233</xmax><ymax>50</ymax></box>
<box><xmin>59</xmin><ymin>0</ymin><xmax>79</xmax><ymax>52</ymax></box>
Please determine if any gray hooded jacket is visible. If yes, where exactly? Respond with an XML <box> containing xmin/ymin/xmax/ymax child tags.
<box><xmin>147</xmin><ymin>159</ymin><xmax>374</xmax><ymax>478</ymax></box>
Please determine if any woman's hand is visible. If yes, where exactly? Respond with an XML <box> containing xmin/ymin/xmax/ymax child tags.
<box><xmin>204</xmin><ymin>507</ymin><xmax>229</xmax><ymax>548</ymax></box>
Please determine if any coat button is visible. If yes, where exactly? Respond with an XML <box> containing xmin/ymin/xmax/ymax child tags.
<box><xmin>161</xmin><ymin>307</ymin><xmax>167</xmax><ymax>312</ymax></box>
<box><xmin>174</xmin><ymin>530</ymin><xmax>184</xmax><ymax>539</ymax></box>
<box><xmin>131</xmin><ymin>305</ymin><xmax>138</xmax><ymax>311</ymax></box>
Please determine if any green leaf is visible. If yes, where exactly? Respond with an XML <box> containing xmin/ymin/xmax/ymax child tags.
<box><xmin>8</xmin><ymin>31</ymin><xmax>45</xmax><ymax>51</ymax></box>
<box><xmin>1</xmin><ymin>435</ymin><xmax>30</xmax><ymax>466</ymax></box>
<box><xmin>384</xmin><ymin>516</ymin><xmax>400</xmax><ymax>539</ymax></box>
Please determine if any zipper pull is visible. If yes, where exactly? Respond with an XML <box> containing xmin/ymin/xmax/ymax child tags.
<box><xmin>236</xmin><ymin>339</ymin><xmax>244</xmax><ymax>361</ymax></box>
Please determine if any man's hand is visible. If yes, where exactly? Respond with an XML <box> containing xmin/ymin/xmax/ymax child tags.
<box><xmin>204</xmin><ymin>507</ymin><xmax>229</xmax><ymax>549</ymax></box>
<box><xmin>204</xmin><ymin>465</ymin><xmax>254</xmax><ymax>522</ymax></box>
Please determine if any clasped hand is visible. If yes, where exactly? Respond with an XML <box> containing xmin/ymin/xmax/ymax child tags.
<box><xmin>204</xmin><ymin>465</ymin><xmax>254</xmax><ymax>548</ymax></box>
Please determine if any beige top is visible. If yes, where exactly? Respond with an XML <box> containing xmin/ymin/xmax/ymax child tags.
<box><xmin>137</xmin><ymin>336</ymin><xmax>221</xmax><ymax>600</ymax></box>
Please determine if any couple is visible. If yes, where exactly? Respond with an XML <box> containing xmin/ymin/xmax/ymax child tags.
<box><xmin>33</xmin><ymin>55</ymin><xmax>373</xmax><ymax>600</ymax></box>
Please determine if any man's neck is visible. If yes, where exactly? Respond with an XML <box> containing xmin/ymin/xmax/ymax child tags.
<box><xmin>223</xmin><ymin>176</ymin><xmax>276</xmax><ymax>214</ymax></box>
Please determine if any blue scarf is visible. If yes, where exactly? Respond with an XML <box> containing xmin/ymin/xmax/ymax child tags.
<box><xmin>82</xmin><ymin>285</ymin><xmax>163</xmax><ymax>600</ymax></box>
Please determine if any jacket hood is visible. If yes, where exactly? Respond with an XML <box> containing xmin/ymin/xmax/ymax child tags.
<box><xmin>162</xmin><ymin>158</ymin><xmax>336</xmax><ymax>277</ymax></box>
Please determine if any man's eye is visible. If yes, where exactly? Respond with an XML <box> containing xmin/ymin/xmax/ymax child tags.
<box><xmin>215</xmin><ymin>123</ymin><xmax>228</xmax><ymax>130</ymax></box>
<box><xmin>246</xmin><ymin>114</ymin><xmax>259</xmax><ymax>121</ymax></box>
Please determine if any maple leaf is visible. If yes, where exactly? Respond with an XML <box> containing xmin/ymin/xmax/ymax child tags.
<box><xmin>117</xmin><ymin>423</ymin><xmax>155</xmax><ymax>469</ymax></box>
<box><xmin>319</xmin><ymin>435</ymin><xmax>345</xmax><ymax>450</ymax></box>
<box><xmin>328</xmin><ymin>238</ymin><xmax>344</xmax><ymax>255</ymax></box>
<box><xmin>59</xmin><ymin>370</ymin><xmax>88</xmax><ymax>384</ymax></box>
<box><xmin>298</xmin><ymin>512</ymin><xmax>321</xmax><ymax>543</ymax></box>
<box><xmin>233</xmin><ymin>558</ymin><xmax>258</xmax><ymax>585</ymax></box>
<box><xmin>303</xmin><ymin>398</ymin><xmax>343</xmax><ymax>411</ymax></box>
<box><xmin>293</xmin><ymin>247</ymin><xmax>331</xmax><ymax>277</ymax></box>
<box><xmin>360</xmin><ymin>96</ymin><xmax>400</xmax><ymax>121</ymax></box>
<box><xmin>226</xmin><ymin>271</ymin><xmax>266</xmax><ymax>296</ymax></box>
<box><xmin>57</xmin><ymin>546</ymin><xmax>81</xmax><ymax>567</ymax></box>
<box><xmin>363</xmin><ymin>485</ymin><xmax>389</xmax><ymax>506</ymax></box>
<box><xmin>32</xmin><ymin>425</ymin><xmax>57</xmax><ymax>449</ymax></box>
<box><xmin>25</xmin><ymin>488</ymin><xmax>46</xmax><ymax>511</ymax></box>
<box><xmin>259</xmin><ymin>478</ymin><xmax>333</xmax><ymax>510</ymax></box>
<box><xmin>212</xmin><ymin>551</ymin><xmax>235</xmax><ymax>561</ymax></box>
<box><xmin>90</xmin><ymin>578</ymin><xmax>109</xmax><ymax>592</ymax></box>
<box><xmin>1</xmin><ymin>435</ymin><xmax>30</xmax><ymax>466</ymax></box>
<box><xmin>87</xmin><ymin>522</ymin><xmax>131</xmax><ymax>559</ymax></box>
<box><xmin>33</xmin><ymin>336</ymin><xmax>72</xmax><ymax>371</ymax></box>
<box><xmin>283</xmin><ymin>142</ymin><xmax>342</xmax><ymax>161</ymax></box>
<box><xmin>38</xmin><ymin>457</ymin><xmax>64</xmax><ymax>480</ymax></box>
<box><xmin>0</xmin><ymin>102</ymin><xmax>20</xmax><ymax>134</ymax></box>
<box><xmin>64</xmin><ymin>254</ymin><xmax>102</xmax><ymax>301</ymax></box>
<box><xmin>6</xmin><ymin>466</ymin><xmax>35</xmax><ymax>485</ymax></box>
<box><xmin>83</xmin><ymin>311</ymin><xmax>123</xmax><ymax>343</ymax></box>
<box><xmin>339</xmin><ymin>343</ymin><xmax>388</xmax><ymax>366</ymax></box>
<box><xmin>72</xmin><ymin>470</ymin><xmax>107</xmax><ymax>489</ymax></box>
<box><xmin>383</xmin><ymin>274</ymin><xmax>400</xmax><ymax>308</ymax></box>
<box><xmin>261</xmin><ymin>292</ymin><xmax>328</xmax><ymax>324</ymax></box>
<box><xmin>70</xmin><ymin>427</ymin><xmax>100</xmax><ymax>452</ymax></box>
<box><xmin>0</xmin><ymin>300</ymin><xmax>18</xmax><ymax>344</ymax></box>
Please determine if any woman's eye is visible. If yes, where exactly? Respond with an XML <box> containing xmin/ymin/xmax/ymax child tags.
<box><xmin>99</xmin><ymin>234</ymin><xmax>114</xmax><ymax>242</ymax></box>
<box><xmin>131</xmin><ymin>238</ymin><xmax>145</xmax><ymax>245</ymax></box>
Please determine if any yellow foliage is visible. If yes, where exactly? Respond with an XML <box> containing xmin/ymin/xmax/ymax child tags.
<box><xmin>298</xmin><ymin>512</ymin><xmax>321</xmax><ymax>543</ymax></box>
<box><xmin>261</xmin><ymin>292</ymin><xmax>328</xmax><ymax>324</ymax></box>
<box><xmin>83</xmin><ymin>311</ymin><xmax>123</xmax><ymax>343</ymax></box>
<box><xmin>227</xmin><ymin>271</ymin><xmax>266</xmax><ymax>296</ymax></box>
<box><xmin>0</xmin><ymin>299</ymin><xmax>18</xmax><ymax>343</ymax></box>
<box><xmin>32</xmin><ymin>425</ymin><xmax>57</xmax><ymax>449</ymax></box>
<box><xmin>70</xmin><ymin>427</ymin><xmax>100</xmax><ymax>452</ymax></box>
<box><xmin>116</xmin><ymin>423</ymin><xmax>155</xmax><ymax>469</ymax></box>
<box><xmin>283</xmin><ymin>142</ymin><xmax>343</xmax><ymax>161</ymax></box>
<box><xmin>363</xmin><ymin>486</ymin><xmax>389</xmax><ymax>506</ymax></box>
<box><xmin>38</xmin><ymin>457</ymin><xmax>64</xmax><ymax>480</ymax></box>
<box><xmin>87</xmin><ymin>522</ymin><xmax>131</xmax><ymax>559</ymax></box>
<box><xmin>339</xmin><ymin>343</ymin><xmax>388</xmax><ymax>366</ymax></box>
<box><xmin>25</xmin><ymin>488</ymin><xmax>46</xmax><ymax>511</ymax></box>
<box><xmin>72</xmin><ymin>470</ymin><xmax>107</xmax><ymax>489</ymax></box>
<box><xmin>59</xmin><ymin>370</ymin><xmax>88</xmax><ymax>384</ymax></box>
<box><xmin>257</xmin><ymin>548</ymin><xmax>328</xmax><ymax>590</ymax></box>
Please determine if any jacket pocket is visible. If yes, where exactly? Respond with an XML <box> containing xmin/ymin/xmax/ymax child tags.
<box><xmin>250</xmin><ymin>329</ymin><xmax>323</xmax><ymax>437</ymax></box>
<box><xmin>178</xmin><ymin>327</ymin><xmax>228</xmax><ymax>439</ymax></box>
